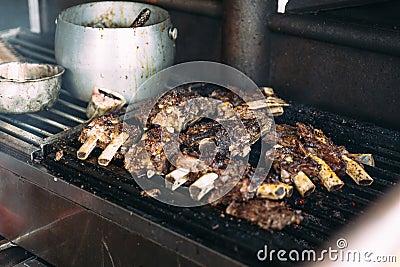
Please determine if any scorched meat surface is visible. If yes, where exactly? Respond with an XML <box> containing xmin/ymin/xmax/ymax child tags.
<box><xmin>75</xmin><ymin>85</ymin><xmax>374</xmax><ymax>230</ymax></box>
<box><xmin>267</xmin><ymin>123</ymin><xmax>374</xmax><ymax>197</ymax></box>
<box><xmin>77</xmin><ymin>114</ymin><xmax>141</xmax><ymax>166</ymax></box>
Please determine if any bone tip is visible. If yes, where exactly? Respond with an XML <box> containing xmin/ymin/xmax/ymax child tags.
<box><xmin>77</xmin><ymin>151</ymin><xmax>88</xmax><ymax>160</ymax></box>
<box><xmin>284</xmin><ymin>185</ymin><xmax>294</xmax><ymax>198</ymax></box>
<box><xmin>302</xmin><ymin>186</ymin><xmax>316</xmax><ymax>197</ymax></box>
<box><xmin>328</xmin><ymin>182</ymin><xmax>345</xmax><ymax>192</ymax></box>
<box><xmin>358</xmin><ymin>179</ymin><xmax>374</xmax><ymax>186</ymax></box>
<box><xmin>98</xmin><ymin>158</ymin><xmax>110</xmax><ymax>166</ymax></box>
<box><xmin>189</xmin><ymin>187</ymin><xmax>201</xmax><ymax>200</ymax></box>
<box><xmin>171</xmin><ymin>185</ymin><xmax>180</xmax><ymax>191</ymax></box>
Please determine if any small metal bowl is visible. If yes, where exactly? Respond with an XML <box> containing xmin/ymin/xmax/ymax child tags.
<box><xmin>0</xmin><ymin>62</ymin><xmax>65</xmax><ymax>114</ymax></box>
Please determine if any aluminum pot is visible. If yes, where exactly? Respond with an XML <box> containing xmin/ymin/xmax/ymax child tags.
<box><xmin>55</xmin><ymin>1</ymin><xmax>177</xmax><ymax>103</ymax></box>
<box><xmin>0</xmin><ymin>62</ymin><xmax>64</xmax><ymax>113</ymax></box>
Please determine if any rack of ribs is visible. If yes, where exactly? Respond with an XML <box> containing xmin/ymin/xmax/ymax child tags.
<box><xmin>77</xmin><ymin>114</ymin><xmax>141</xmax><ymax>166</ymax></box>
<box><xmin>265</xmin><ymin>122</ymin><xmax>374</xmax><ymax>197</ymax></box>
<box><xmin>77</xmin><ymin>87</ymin><xmax>374</xmax><ymax>201</ymax></box>
<box><xmin>74</xmin><ymin>86</ymin><xmax>377</xmax><ymax>231</ymax></box>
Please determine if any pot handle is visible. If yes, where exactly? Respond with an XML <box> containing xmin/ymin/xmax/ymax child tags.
<box><xmin>168</xmin><ymin>27</ymin><xmax>178</xmax><ymax>41</ymax></box>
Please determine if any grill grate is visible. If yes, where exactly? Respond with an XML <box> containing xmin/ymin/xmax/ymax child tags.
<box><xmin>0</xmin><ymin>29</ymin><xmax>87</xmax><ymax>159</ymax></box>
<box><xmin>40</xmin><ymin>101</ymin><xmax>400</xmax><ymax>266</ymax></box>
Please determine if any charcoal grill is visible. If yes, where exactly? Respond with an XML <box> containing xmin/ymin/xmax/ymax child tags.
<box><xmin>0</xmin><ymin>28</ymin><xmax>399</xmax><ymax>266</ymax></box>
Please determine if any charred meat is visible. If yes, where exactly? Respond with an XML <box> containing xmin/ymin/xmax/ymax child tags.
<box><xmin>133</xmin><ymin>86</ymin><xmax>202</xmax><ymax>127</ymax></box>
<box><xmin>75</xmin><ymin>84</ymin><xmax>374</xmax><ymax>232</ymax></box>
<box><xmin>267</xmin><ymin>123</ymin><xmax>374</xmax><ymax>195</ymax></box>
<box><xmin>211</xmin><ymin>170</ymin><xmax>303</xmax><ymax>231</ymax></box>
<box><xmin>225</xmin><ymin>199</ymin><xmax>303</xmax><ymax>231</ymax></box>
<box><xmin>77</xmin><ymin>114</ymin><xmax>141</xmax><ymax>165</ymax></box>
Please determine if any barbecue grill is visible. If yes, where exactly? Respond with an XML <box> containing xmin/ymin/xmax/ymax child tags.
<box><xmin>0</xmin><ymin>27</ymin><xmax>399</xmax><ymax>266</ymax></box>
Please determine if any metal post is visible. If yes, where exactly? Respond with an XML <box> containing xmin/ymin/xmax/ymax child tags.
<box><xmin>28</xmin><ymin>0</ymin><xmax>41</xmax><ymax>33</ymax></box>
<box><xmin>222</xmin><ymin>0</ymin><xmax>277</xmax><ymax>86</ymax></box>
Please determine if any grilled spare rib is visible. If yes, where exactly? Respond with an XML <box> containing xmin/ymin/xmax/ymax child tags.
<box><xmin>133</xmin><ymin>86</ymin><xmax>201</xmax><ymax>127</ymax></box>
<box><xmin>267</xmin><ymin>123</ymin><xmax>374</xmax><ymax>196</ymax></box>
<box><xmin>134</xmin><ymin>85</ymin><xmax>284</xmax><ymax>131</ymax></box>
<box><xmin>74</xmin><ymin>84</ymin><xmax>376</xmax><ymax>231</ymax></box>
<box><xmin>77</xmin><ymin>114</ymin><xmax>141</xmax><ymax>166</ymax></box>
<box><xmin>125</xmin><ymin>86</ymin><xmax>276</xmax><ymax>185</ymax></box>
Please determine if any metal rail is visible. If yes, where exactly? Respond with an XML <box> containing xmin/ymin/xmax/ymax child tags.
<box><xmin>222</xmin><ymin>0</ymin><xmax>277</xmax><ymax>86</ymax></box>
<box><xmin>0</xmin><ymin>29</ymin><xmax>86</xmax><ymax>157</ymax></box>
<box><xmin>268</xmin><ymin>13</ymin><xmax>400</xmax><ymax>57</ymax></box>
<box><xmin>127</xmin><ymin>0</ymin><xmax>222</xmax><ymax>17</ymax></box>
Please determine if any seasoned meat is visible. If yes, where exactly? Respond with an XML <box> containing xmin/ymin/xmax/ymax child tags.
<box><xmin>180</xmin><ymin>117</ymin><xmax>268</xmax><ymax>159</ymax></box>
<box><xmin>144</xmin><ymin>127</ymin><xmax>170</xmax><ymax>174</ymax></box>
<box><xmin>272</xmin><ymin>123</ymin><xmax>347</xmax><ymax>177</ymax></box>
<box><xmin>225</xmin><ymin>200</ymin><xmax>303</xmax><ymax>231</ymax></box>
<box><xmin>124</xmin><ymin>139</ymin><xmax>155</xmax><ymax>178</ymax></box>
<box><xmin>211</xmin><ymin>167</ymin><xmax>303</xmax><ymax>231</ymax></box>
<box><xmin>133</xmin><ymin>86</ymin><xmax>201</xmax><ymax>127</ymax></box>
<box><xmin>78</xmin><ymin>115</ymin><xmax>122</xmax><ymax>149</ymax></box>
<box><xmin>267</xmin><ymin>123</ymin><xmax>373</xmax><ymax>193</ymax></box>
<box><xmin>295</xmin><ymin>122</ymin><xmax>346</xmax><ymax>174</ymax></box>
<box><xmin>123</xmin><ymin>127</ymin><xmax>171</xmax><ymax>177</ymax></box>
<box><xmin>209</xmin><ymin>88</ymin><xmax>245</xmax><ymax>107</ymax></box>
<box><xmin>77</xmin><ymin>115</ymin><xmax>141</xmax><ymax>163</ymax></box>
<box><xmin>272</xmin><ymin>124</ymin><xmax>320</xmax><ymax>181</ymax></box>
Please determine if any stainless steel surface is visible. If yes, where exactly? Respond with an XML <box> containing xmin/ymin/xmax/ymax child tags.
<box><xmin>0</xmin><ymin>39</ymin><xmax>21</xmax><ymax>63</ymax></box>
<box><xmin>0</xmin><ymin>240</ymin><xmax>17</xmax><ymax>251</ymax></box>
<box><xmin>268</xmin><ymin>12</ymin><xmax>400</xmax><ymax>130</ymax></box>
<box><xmin>14</xmin><ymin>257</ymin><xmax>48</xmax><ymax>267</ymax></box>
<box><xmin>0</xmin><ymin>62</ymin><xmax>64</xmax><ymax>113</ymax></box>
<box><xmin>222</xmin><ymin>0</ymin><xmax>277</xmax><ymax>86</ymax></box>
<box><xmin>0</xmin><ymin>88</ymin><xmax>86</xmax><ymax>158</ymax></box>
<box><xmin>55</xmin><ymin>1</ymin><xmax>176</xmax><ymax>102</ymax></box>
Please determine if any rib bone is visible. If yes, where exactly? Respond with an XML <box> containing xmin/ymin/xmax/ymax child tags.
<box><xmin>189</xmin><ymin>173</ymin><xmax>218</xmax><ymax>201</ymax></box>
<box><xmin>260</xmin><ymin>87</ymin><xmax>275</xmax><ymax>97</ymax></box>
<box><xmin>342</xmin><ymin>155</ymin><xmax>374</xmax><ymax>186</ymax></box>
<box><xmin>246</xmin><ymin>99</ymin><xmax>289</xmax><ymax>110</ymax></box>
<box><xmin>281</xmin><ymin>182</ymin><xmax>294</xmax><ymax>197</ymax></box>
<box><xmin>165</xmin><ymin>168</ymin><xmax>190</xmax><ymax>191</ymax></box>
<box><xmin>256</xmin><ymin>182</ymin><xmax>290</xmax><ymax>200</ymax></box>
<box><xmin>308</xmin><ymin>154</ymin><xmax>344</xmax><ymax>191</ymax></box>
<box><xmin>98</xmin><ymin>132</ymin><xmax>129</xmax><ymax>166</ymax></box>
<box><xmin>292</xmin><ymin>171</ymin><xmax>316</xmax><ymax>197</ymax></box>
<box><xmin>268</xmin><ymin>106</ymin><xmax>284</xmax><ymax>116</ymax></box>
<box><xmin>348</xmin><ymin>153</ymin><xmax>375</xmax><ymax>167</ymax></box>
<box><xmin>77</xmin><ymin>135</ymin><xmax>99</xmax><ymax>160</ymax></box>
<box><xmin>86</xmin><ymin>87</ymin><xmax>126</xmax><ymax>119</ymax></box>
